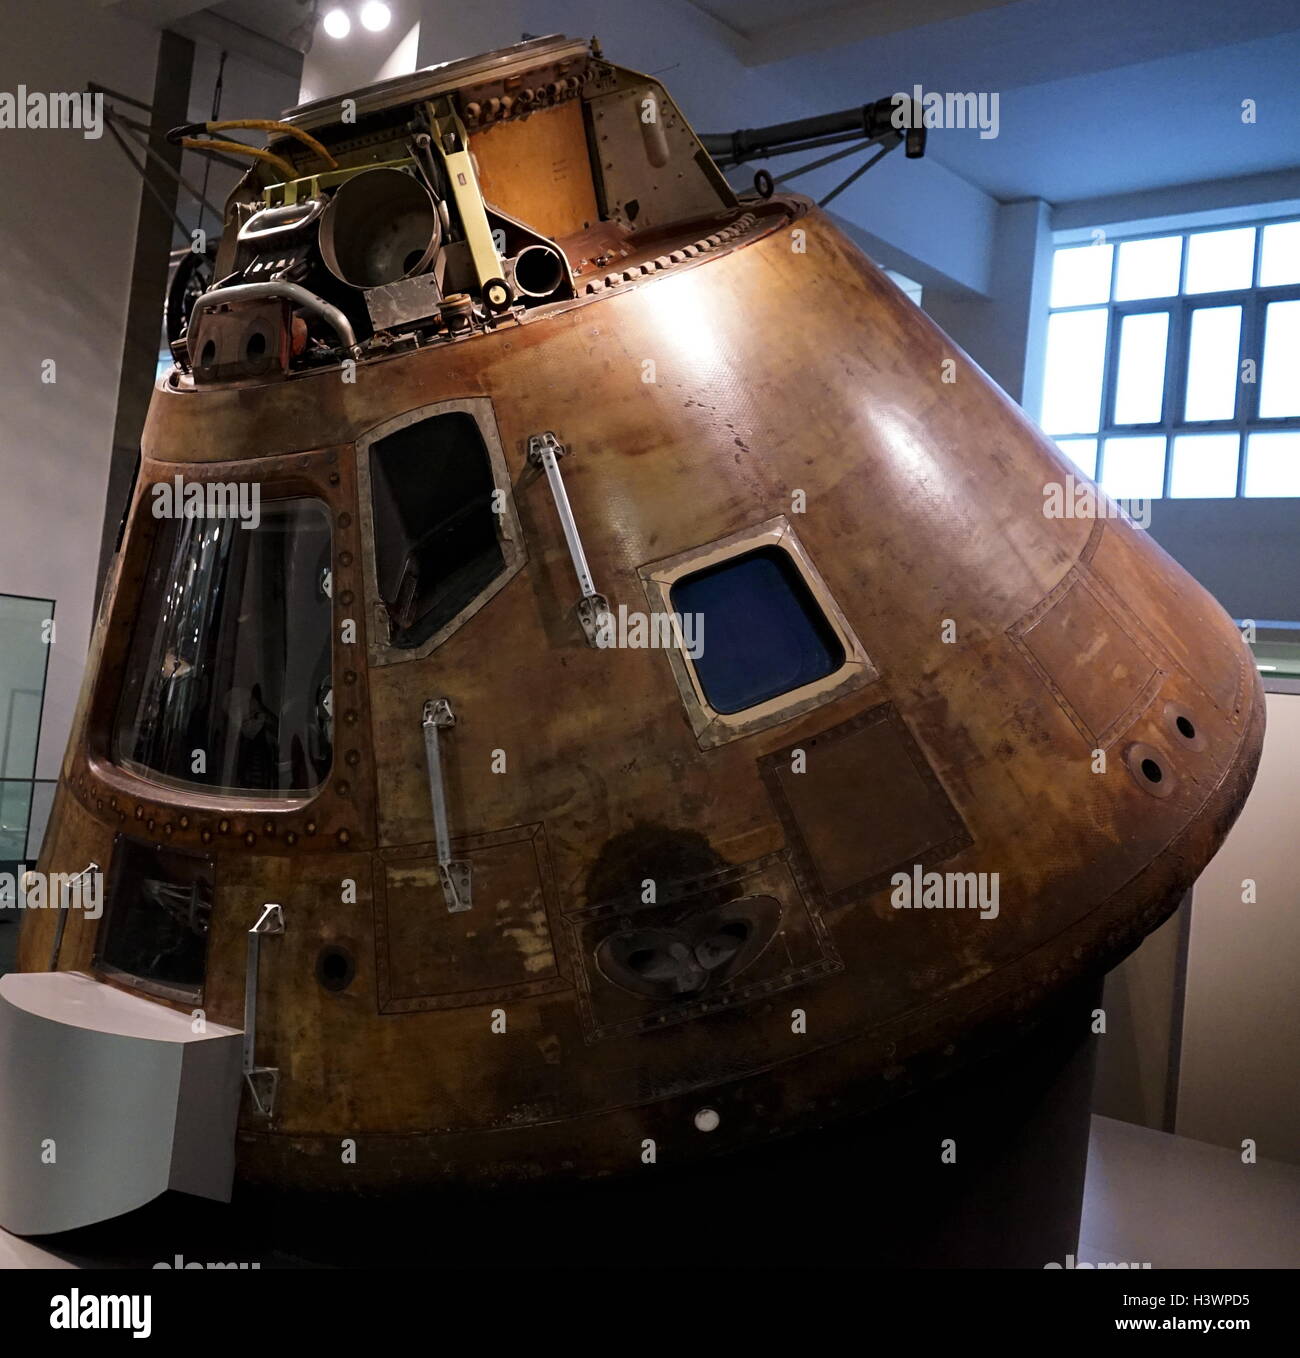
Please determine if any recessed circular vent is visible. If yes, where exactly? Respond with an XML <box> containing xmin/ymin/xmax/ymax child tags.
<box><xmin>595</xmin><ymin>896</ymin><xmax>781</xmax><ymax>999</ymax></box>
<box><xmin>316</xmin><ymin>944</ymin><xmax>356</xmax><ymax>993</ymax></box>
<box><xmin>1164</xmin><ymin>701</ymin><xmax>1207</xmax><ymax>751</ymax></box>
<box><xmin>1124</xmin><ymin>742</ymin><xmax>1176</xmax><ymax>799</ymax></box>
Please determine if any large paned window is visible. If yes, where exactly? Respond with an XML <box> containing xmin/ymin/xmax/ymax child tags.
<box><xmin>1041</xmin><ymin>218</ymin><xmax>1300</xmax><ymax>498</ymax></box>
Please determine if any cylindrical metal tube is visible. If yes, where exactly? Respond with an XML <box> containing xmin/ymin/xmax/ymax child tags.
<box><xmin>510</xmin><ymin>244</ymin><xmax>566</xmax><ymax>298</ymax></box>
<box><xmin>700</xmin><ymin>95</ymin><xmax>907</xmax><ymax>166</ymax></box>
<box><xmin>191</xmin><ymin>281</ymin><xmax>360</xmax><ymax>355</ymax></box>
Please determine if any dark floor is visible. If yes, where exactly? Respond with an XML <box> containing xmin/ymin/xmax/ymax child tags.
<box><xmin>4</xmin><ymin>1115</ymin><xmax>1297</xmax><ymax>1270</ymax></box>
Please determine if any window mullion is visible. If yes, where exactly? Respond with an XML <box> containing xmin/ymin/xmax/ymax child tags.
<box><xmin>1163</xmin><ymin>300</ymin><xmax>1186</xmax><ymax>498</ymax></box>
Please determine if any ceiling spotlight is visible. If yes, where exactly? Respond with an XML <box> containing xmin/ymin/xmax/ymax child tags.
<box><xmin>323</xmin><ymin>8</ymin><xmax>351</xmax><ymax>39</ymax></box>
<box><xmin>360</xmin><ymin>2</ymin><xmax>392</xmax><ymax>31</ymax></box>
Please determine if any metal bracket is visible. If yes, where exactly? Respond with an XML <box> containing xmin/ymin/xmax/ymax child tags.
<box><xmin>426</xmin><ymin>102</ymin><xmax>507</xmax><ymax>302</ymax></box>
<box><xmin>422</xmin><ymin>698</ymin><xmax>472</xmax><ymax>913</ymax></box>
<box><xmin>48</xmin><ymin>862</ymin><xmax>100</xmax><ymax>972</ymax></box>
<box><xmin>243</xmin><ymin>903</ymin><xmax>284</xmax><ymax>1118</ymax></box>
<box><xmin>528</xmin><ymin>431</ymin><xmax>613</xmax><ymax>647</ymax></box>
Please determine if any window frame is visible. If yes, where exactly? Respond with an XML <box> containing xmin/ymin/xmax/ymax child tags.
<box><xmin>0</xmin><ymin>591</ymin><xmax>56</xmax><ymax>866</ymax></box>
<box><xmin>356</xmin><ymin>398</ymin><xmax>527</xmax><ymax>666</ymax></box>
<box><xmin>110</xmin><ymin>493</ymin><xmax>336</xmax><ymax>800</ymax></box>
<box><xmin>92</xmin><ymin>832</ymin><xmax>214</xmax><ymax>1005</ymax></box>
<box><xmin>80</xmin><ymin>448</ymin><xmax>368</xmax><ymax>849</ymax></box>
<box><xmin>1043</xmin><ymin>215</ymin><xmax>1300</xmax><ymax>497</ymax></box>
<box><xmin>639</xmin><ymin>516</ymin><xmax>877</xmax><ymax>749</ymax></box>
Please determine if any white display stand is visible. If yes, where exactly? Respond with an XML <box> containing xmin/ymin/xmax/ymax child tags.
<box><xmin>0</xmin><ymin>971</ymin><xmax>241</xmax><ymax>1236</ymax></box>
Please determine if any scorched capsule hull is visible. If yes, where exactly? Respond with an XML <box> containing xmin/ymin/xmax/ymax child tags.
<box><xmin>6</xmin><ymin>35</ymin><xmax>1262</xmax><ymax>1214</ymax></box>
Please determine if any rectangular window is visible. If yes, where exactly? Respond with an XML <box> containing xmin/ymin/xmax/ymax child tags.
<box><xmin>1053</xmin><ymin>437</ymin><xmax>1098</xmax><ymax>479</ymax></box>
<box><xmin>370</xmin><ymin>412</ymin><xmax>505</xmax><ymax>648</ymax></box>
<box><xmin>1041</xmin><ymin>308</ymin><xmax>1108</xmax><ymax>435</ymax></box>
<box><xmin>1041</xmin><ymin>215</ymin><xmax>1300</xmax><ymax>497</ymax></box>
<box><xmin>1169</xmin><ymin>433</ymin><xmax>1240</xmax><ymax>499</ymax></box>
<box><xmin>1245</xmin><ymin>431</ymin><xmax>1300</xmax><ymax>497</ymax></box>
<box><xmin>1184</xmin><ymin>305</ymin><xmax>1242</xmax><ymax>422</ymax></box>
<box><xmin>1114</xmin><ymin>235</ymin><xmax>1181</xmax><ymax>301</ymax></box>
<box><xmin>1100</xmin><ymin>435</ymin><xmax>1167</xmax><ymax>500</ymax></box>
<box><xmin>640</xmin><ymin>517</ymin><xmax>877</xmax><ymax>749</ymax></box>
<box><xmin>669</xmin><ymin>548</ymin><xmax>845</xmax><ymax>714</ymax></box>
<box><xmin>1113</xmin><ymin>311</ymin><xmax>1169</xmax><ymax>425</ymax></box>
<box><xmin>0</xmin><ymin>594</ymin><xmax>54</xmax><ymax>874</ymax></box>
<box><xmin>1259</xmin><ymin>299</ymin><xmax>1300</xmax><ymax>418</ymax></box>
<box><xmin>95</xmin><ymin>837</ymin><xmax>213</xmax><ymax>1001</ymax></box>
<box><xmin>114</xmin><ymin>496</ymin><xmax>333</xmax><ymax>796</ymax></box>
<box><xmin>359</xmin><ymin>401</ymin><xmax>526</xmax><ymax>664</ymax></box>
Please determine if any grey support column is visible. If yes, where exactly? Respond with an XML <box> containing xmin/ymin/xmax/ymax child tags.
<box><xmin>95</xmin><ymin>28</ymin><xmax>195</xmax><ymax>600</ymax></box>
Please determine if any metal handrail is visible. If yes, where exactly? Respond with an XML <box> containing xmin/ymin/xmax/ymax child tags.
<box><xmin>421</xmin><ymin>699</ymin><xmax>472</xmax><ymax>913</ymax></box>
<box><xmin>243</xmin><ymin>903</ymin><xmax>285</xmax><ymax>1117</ymax></box>
<box><xmin>528</xmin><ymin>431</ymin><xmax>613</xmax><ymax>647</ymax></box>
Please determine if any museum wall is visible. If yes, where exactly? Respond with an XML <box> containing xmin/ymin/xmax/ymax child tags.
<box><xmin>1178</xmin><ymin>691</ymin><xmax>1300</xmax><ymax>1166</ymax></box>
<box><xmin>0</xmin><ymin>5</ymin><xmax>300</xmax><ymax>799</ymax></box>
<box><xmin>1095</xmin><ymin>689</ymin><xmax>1300</xmax><ymax>1167</ymax></box>
<box><xmin>298</xmin><ymin>0</ymin><xmax>422</xmax><ymax>108</ymax></box>
<box><xmin>910</xmin><ymin>198</ymin><xmax>1054</xmax><ymax>407</ymax></box>
<box><xmin>0</xmin><ymin>0</ymin><xmax>161</xmax><ymax>785</ymax></box>
<box><xmin>180</xmin><ymin>41</ymin><xmax>304</xmax><ymax>239</ymax></box>
<box><xmin>1091</xmin><ymin>904</ymin><xmax>1187</xmax><ymax>1133</ymax></box>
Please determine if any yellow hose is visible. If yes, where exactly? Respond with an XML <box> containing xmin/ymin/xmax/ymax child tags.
<box><xmin>180</xmin><ymin>138</ymin><xmax>297</xmax><ymax>182</ymax></box>
<box><xmin>203</xmin><ymin>119</ymin><xmax>339</xmax><ymax>170</ymax></box>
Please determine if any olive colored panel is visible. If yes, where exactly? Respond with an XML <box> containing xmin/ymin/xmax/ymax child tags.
<box><xmin>375</xmin><ymin>822</ymin><xmax>568</xmax><ymax>1012</ymax></box>
<box><xmin>472</xmin><ymin>100</ymin><xmax>599</xmax><ymax>240</ymax></box>
<box><xmin>760</xmin><ymin>704</ymin><xmax>971</xmax><ymax>909</ymax></box>
<box><xmin>565</xmin><ymin>852</ymin><xmax>839</xmax><ymax>1041</ymax></box>
<box><xmin>1011</xmin><ymin>570</ymin><xmax>1162</xmax><ymax>748</ymax></box>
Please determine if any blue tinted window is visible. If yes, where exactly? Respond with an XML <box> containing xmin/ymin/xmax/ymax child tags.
<box><xmin>669</xmin><ymin>547</ymin><xmax>844</xmax><ymax>714</ymax></box>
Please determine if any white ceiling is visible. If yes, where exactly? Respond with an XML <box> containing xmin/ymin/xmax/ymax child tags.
<box><xmin>680</xmin><ymin>0</ymin><xmax>1300</xmax><ymax>204</ymax></box>
<box><xmin>690</xmin><ymin>0</ymin><xmax>1020</xmax><ymax>62</ymax></box>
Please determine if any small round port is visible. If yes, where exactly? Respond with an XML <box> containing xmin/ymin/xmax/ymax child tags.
<box><xmin>1125</xmin><ymin>741</ymin><xmax>1176</xmax><ymax>798</ymax></box>
<box><xmin>694</xmin><ymin>1107</ymin><xmax>721</xmax><ymax>1133</ymax></box>
<box><xmin>1165</xmin><ymin>701</ymin><xmax>1207</xmax><ymax>751</ymax></box>
<box><xmin>316</xmin><ymin>944</ymin><xmax>356</xmax><ymax>993</ymax></box>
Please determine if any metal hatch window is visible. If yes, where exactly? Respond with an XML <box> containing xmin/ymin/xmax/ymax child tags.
<box><xmin>357</xmin><ymin>398</ymin><xmax>526</xmax><ymax>665</ymax></box>
<box><xmin>95</xmin><ymin>836</ymin><xmax>214</xmax><ymax>1002</ymax></box>
<box><xmin>640</xmin><ymin>516</ymin><xmax>878</xmax><ymax>749</ymax></box>
<box><xmin>670</xmin><ymin>547</ymin><xmax>846</xmax><ymax>713</ymax></box>
<box><xmin>114</xmin><ymin>496</ymin><xmax>333</xmax><ymax>797</ymax></box>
